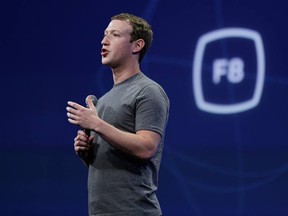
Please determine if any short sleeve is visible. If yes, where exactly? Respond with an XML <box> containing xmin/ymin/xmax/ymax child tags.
<box><xmin>135</xmin><ymin>84</ymin><xmax>169</xmax><ymax>136</ymax></box>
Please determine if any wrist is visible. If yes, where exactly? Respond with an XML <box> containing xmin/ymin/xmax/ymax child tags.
<box><xmin>93</xmin><ymin>117</ymin><xmax>103</xmax><ymax>133</ymax></box>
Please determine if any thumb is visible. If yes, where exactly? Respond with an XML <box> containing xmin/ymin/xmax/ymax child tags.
<box><xmin>88</xmin><ymin>135</ymin><xmax>94</xmax><ymax>144</ymax></box>
<box><xmin>86</xmin><ymin>96</ymin><xmax>95</xmax><ymax>109</ymax></box>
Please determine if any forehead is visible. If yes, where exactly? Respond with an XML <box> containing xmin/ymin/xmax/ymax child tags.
<box><xmin>105</xmin><ymin>19</ymin><xmax>132</xmax><ymax>33</ymax></box>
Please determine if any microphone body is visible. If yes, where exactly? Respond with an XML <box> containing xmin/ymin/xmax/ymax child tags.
<box><xmin>79</xmin><ymin>94</ymin><xmax>97</xmax><ymax>160</ymax></box>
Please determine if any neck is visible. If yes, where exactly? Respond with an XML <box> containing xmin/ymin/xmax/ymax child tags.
<box><xmin>111</xmin><ymin>63</ymin><xmax>141</xmax><ymax>85</ymax></box>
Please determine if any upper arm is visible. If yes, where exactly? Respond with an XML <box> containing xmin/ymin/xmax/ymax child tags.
<box><xmin>135</xmin><ymin>84</ymin><xmax>170</xmax><ymax>136</ymax></box>
<box><xmin>136</xmin><ymin>130</ymin><xmax>161</xmax><ymax>159</ymax></box>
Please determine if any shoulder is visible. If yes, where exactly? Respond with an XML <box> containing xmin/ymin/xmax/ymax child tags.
<box><xmin>136</xmin><ymin>75</ymin><xmax>170</xmax><ymax>107</ymax></box>
<box><xmin>138</xmin><ymin>73</ymin><xmax>168</xmax><ymax>95</ymax></box>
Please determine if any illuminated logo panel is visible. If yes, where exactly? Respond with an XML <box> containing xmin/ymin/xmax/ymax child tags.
<box><xmin>193</xmin><ymin>28</ymin><xmax>265</xmax><ymax>114</ymax></box>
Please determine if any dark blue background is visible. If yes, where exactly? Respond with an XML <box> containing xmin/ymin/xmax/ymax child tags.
<box><xmin>1</xmin><ymin>0</ymin><xmax>288</xmax><ymax>215</ymax></box>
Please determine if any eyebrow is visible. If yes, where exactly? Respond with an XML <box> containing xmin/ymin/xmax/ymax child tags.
<box><xmin>104</xmin><ymin>29</ymin><xmax>122</xmax><ymax>35</ymax></box>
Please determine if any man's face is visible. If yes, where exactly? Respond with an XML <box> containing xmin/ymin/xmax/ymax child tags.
<box><xmin>101</xmin><ymin>20</ymin><xmax>134</xmax><ymax>67</ymax></box>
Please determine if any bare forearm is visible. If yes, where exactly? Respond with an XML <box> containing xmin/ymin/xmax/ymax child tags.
<box><xmin>94</xmin><ymin>118</ymin><xmax>160</xmax><ymax>160</ymax></box>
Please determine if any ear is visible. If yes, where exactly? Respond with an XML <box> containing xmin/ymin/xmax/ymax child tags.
<box><xmin>132</xmin><ymin>39</ymin><xmax>145</xmax><ymax>53</ymax></box>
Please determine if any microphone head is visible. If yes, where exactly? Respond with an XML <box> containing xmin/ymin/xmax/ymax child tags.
<box><xmin>85</xmin><ymin>94</ymin><xmax>98</xmax><ymax>108</ymax></box>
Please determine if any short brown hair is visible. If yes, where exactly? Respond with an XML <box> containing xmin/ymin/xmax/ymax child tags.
<box><xmin>111</xmin><ymin>13</ymin><xmax>153</xmax><ymax>63</ymax></box>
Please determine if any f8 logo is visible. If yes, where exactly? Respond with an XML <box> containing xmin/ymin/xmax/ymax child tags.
<box><xmin>213</xmin><ymin>57</ymin><xmax>244</xmax><ymax>84</ymax></box>
<box><xmin>193</xmin><ymin>28</ymin><xmax>265</xmax><ymax>114</ymax></box>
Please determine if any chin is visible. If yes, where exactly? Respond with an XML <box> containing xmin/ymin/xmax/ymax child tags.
<box><xmin>102</xmin><ymin>61</ymin><xmax>113</xmax><ymax>68</ymax></box>
<box><xmin>101</xmin><ymin>58</ymin><xmax>109</xmax><ymax>65</ymax></box>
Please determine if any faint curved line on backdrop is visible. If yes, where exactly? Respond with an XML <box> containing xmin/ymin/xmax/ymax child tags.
<box><xmin>265</xmin><ymin>75</ymin><xmax>288</xmax><ymax>86</ymax></box>
<box><xmin>167</xmin><ymin>147</ymin><xmax>288</xmax><ymax>178</ymax></box>
<box><xmin>142</xmin><ymin>0</ymin><xmax>161</xmax><ymax>23</ymax></box>
<box><xmin>146</xmin><ymin>55</ymin><xmax>191</xmax><ymax>67</ymax></box>
<box><xmin>162</xmin><ymin>159</ymin><xmax>205</xmax><ymax>216</ymax></box>
<box><xmin>164</xmin><ymin>160</ymin><xmax>287</xmax><ymax>194</ymax></box>
<box><xmin>186</xmin><ymin>169</ymin><xmax>286</xmax><ymax>193</ymax></box>
<box><xmin>163</xmin><ymin>148</ymin><xmax>288</xmax><ymax>193</ymax></box>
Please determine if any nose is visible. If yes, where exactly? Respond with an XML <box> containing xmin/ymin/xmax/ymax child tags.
<box><xmin>101</xmin><ymin>35</ymin><xmax>109</xmax><ymax>45</ymax></box>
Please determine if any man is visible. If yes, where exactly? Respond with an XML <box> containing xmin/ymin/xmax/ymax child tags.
<box><xmin>66</xmin><ymin>13</ymin><xmax>169</xmax><ymax>216</ymax></box>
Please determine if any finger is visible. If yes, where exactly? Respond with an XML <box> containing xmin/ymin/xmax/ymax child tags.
<box><xmin>67</xmin><ymin>118</ymin><xmax>78</xmax><ymax>125</ymax></box>
<box><xmin>74</xmin><ymin>135</ymin><xmax>91</xmax><ymax>147</ymax></box>
<box><xmin>75</xmin><ymin>145</ymin><xmax>90</xmax><ymax>152</ymax></box>
<box><xmin>66</xmin><ymin>105</ymin><xmax>81</xmax><ymax>115</ymax></box>
<box><xmin>66</xmin><ymin>106</ymin><xmax>75</xmax><ymax>114</ymax></box>
<box><xmin>74</xmin><ymin>140</ymin><xmax>92</xmax><ymax>151</ymax></box>
<box><xmin>77</xmin><ymin>130</ymin><xmax>87</xmax><ymax>136</ymax></box>
<box><xmin>67</xmin><ymin>101</ymin><xmax>84</xmax><ymax>110</ymax></box>
<box><xmin>74</xmin><ymin>136</ymin><xmax>85</xmax><ymax>143</ymax></box>
<box><xmin>75</xmin><ymin>131</ymin><xmax>89</xmax><ymax>141</ymax></box>
<box><xmin>74</xmin><ymin>140</ymin><xmax>89</xmax><ymax>147</ymax></box>
<box><xmin>66</xmin><ymin>111</ymin><xmax>76</xmax><ymax>121</ymax></box>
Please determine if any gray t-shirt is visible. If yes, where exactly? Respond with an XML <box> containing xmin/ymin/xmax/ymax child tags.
<box><xmin>88</xmin><ymin>72</ymin><xmax>169</xmax><ymax>216</ymax></box>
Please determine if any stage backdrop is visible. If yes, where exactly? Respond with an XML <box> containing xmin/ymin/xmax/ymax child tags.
<box><xmin>1</xmin><ymin>0</ymin><xmax>287</xmax><ymax>215</ymax></box>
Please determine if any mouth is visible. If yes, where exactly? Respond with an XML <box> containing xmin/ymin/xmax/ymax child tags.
<box><xmin>101</xmin><ymin>48</ymin><xmax>109</xmax><ymax>57</ymax></box>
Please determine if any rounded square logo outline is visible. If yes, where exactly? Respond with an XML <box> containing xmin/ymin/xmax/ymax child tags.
<box><xmin>193</xmin><ymin>28</ymin><xmax>265</xmax><ymax>114</ymax></box>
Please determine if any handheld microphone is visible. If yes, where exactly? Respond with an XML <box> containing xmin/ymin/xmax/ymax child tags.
<box><xmin>78</xmin><ymin>95</ymin><xmax>97</xmax><ymax>160</ymax></box>
<box><xmin>84</xmin><ymin>94</ymin><xmax>98</xmax><ymax>136</ymax></box>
